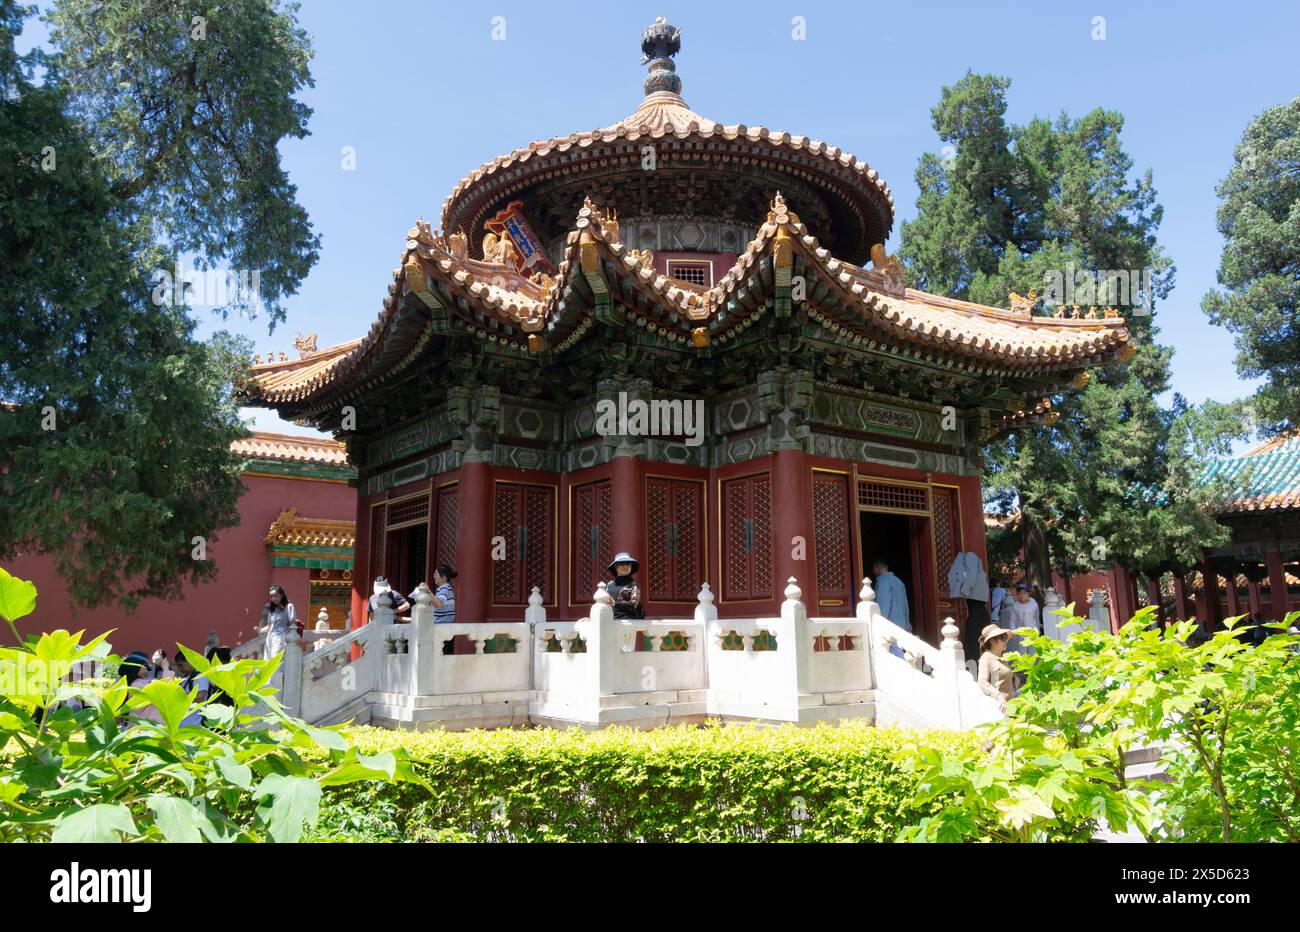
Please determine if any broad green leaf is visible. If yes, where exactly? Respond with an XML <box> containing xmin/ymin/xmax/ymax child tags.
<box><xmin>50</xmin><ymin>803</ymin><xmax>139</xmax><ymax>842</ymax></box>
<box><xmin>147</xmin><ymin>796</ymin><xmax>221</xmax><ymax>842</ymax></box>
<box><xmin>0</xmin><ymin>567</ymin><xmax>37</xmax><ymax>623</ymax></box>
<box><xmin>252</xmin><ymin>774</ymin><xmax>321</xmax><ymax>843</ymax></box>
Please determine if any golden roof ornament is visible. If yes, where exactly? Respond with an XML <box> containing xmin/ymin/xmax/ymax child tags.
<box><xmin>602</xmin><ymin>206</ymin><xmax>620</xmax><ymax>244</ymax></box>
<box><xmin>870</xmin><ymin>243</ymin><xmax>904</xmax><ymax>290</ymax></box>
<box><xmin>293</xmin><ymin>332</ymin><xmax>319</xmax><ymax>357</ymax></box>
<box><xmin>1008</xmin><ymin>290</ymin><xmax>1037</xmax><ymax>315</ymax></box>
<box><xmin>447</xmin><ymin>228</ymin><xmax>468</xmax><ymax>258</ymax></box>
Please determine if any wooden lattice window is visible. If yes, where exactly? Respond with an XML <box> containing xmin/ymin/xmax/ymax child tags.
<box><xmin>722</xmin><ymin>473</ymin><xmax>773</xmax><ymax>601</ymax></box>
<box><xmin>857</xmin><ymin>481</ymin><xmax>928</xmax><ymax>513</ymax></box>
<box><xmin>571</xmin><ymin>479</ymin><xmax>613</xmax><ymax>604</ymax></box>
<box><xmin>932</xmin><ymin>486</ymin><xmax>961</xmax><ymax>591</ymax></box>
<box><xmin>646</xmin><ymin>478</ymin><xmax>705</xmax><ymax>602</ymax></box>
<box><xmin>666</xmin><ymin>260</ymin><xmax>712</xmax><ymax>287</ymax></box>
<box><xmin>811</xmin><ymin>472</ymin><xmax>853</xmax><ymax>610</ymax></box>
<box><xmin>434</xmin><ymin>484</ymin><xmax>458</xmax><ymax>569</ymax></box>
<box><xmin>492</xmin><ymin>483</ymin><xmax>554</xmax><ymax>605</ymax></box>
<box><xmin>387</xmin><ymin>493</ymin><xmax>430</xmax><ymax>528</ymax></box>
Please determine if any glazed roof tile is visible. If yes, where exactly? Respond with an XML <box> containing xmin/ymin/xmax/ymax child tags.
<box><xmin>231</xmin><ymin>431</ymin><xmax>349</xmax><ymax>467</ymax></box>
<box><xmin>245</xmin><ymin>196</ymin><xmax>1129</xmax><ymax>408</ymax></box>
<box><xmin>439</xmin><ymin>90</ymin><xmax>896</xmax><ymax>254</ymax></box>
<box><xmin>264</xmin><ymin>506</ymin><xmax>355</xmax><ymax>549</ymax></box>
<box><xmin>1202</xmin><ymin>434</ymin><xmax>1300</xmax><ymax>514</ymax></box>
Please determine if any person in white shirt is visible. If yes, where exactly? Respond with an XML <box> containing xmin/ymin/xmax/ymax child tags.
<box><xmin>174</xmin><ymin>654</ymin><xmax>210</xmax><ymax>727</ymax></box>
<box><xmin>948</xmin><ymin>551</ymin><xmax>991</xmax><ymax>659</ymax></box>
<box><xmin>1004</xmin><ymin>583</ymin><xmax>1041</xmax><ymax>657</ymax></box>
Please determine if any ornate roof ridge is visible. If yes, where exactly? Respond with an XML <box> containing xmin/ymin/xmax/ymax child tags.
<box><xmin>231</xmin><ymin>431</ymin><xmax>349</xmax><ymax>466</ymax></box>
<box><xmin>264</xmin><ymin>505</ymin><xmax>356</xmax><ymax>548</ymax></box>
<box><xmin>243</xmin><ymin>195</ymin><xmax>1131</xmax><ymax>408</ymax></box>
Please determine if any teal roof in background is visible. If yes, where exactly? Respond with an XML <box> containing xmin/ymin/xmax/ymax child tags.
<box><xmin>1201</xmin><ymin>435</ymin><xmax>1300</xmax><ymax>514</ymax></box>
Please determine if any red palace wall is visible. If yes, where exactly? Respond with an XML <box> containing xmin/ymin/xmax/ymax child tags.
<box><xmin>5</xmin><ymin>473</ymin><xmax>355</xmax><ymax>654</ymax></box>
<box><xmin>353</xmin><ymin>450</ymin><xmax>987</xmax><ymax>646</ymax></box>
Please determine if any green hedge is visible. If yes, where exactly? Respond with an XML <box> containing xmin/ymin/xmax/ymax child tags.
<box><xmin>308</xmin><ymin>722</ymin><xmax>982</xmax><ymax>842</ymax></box>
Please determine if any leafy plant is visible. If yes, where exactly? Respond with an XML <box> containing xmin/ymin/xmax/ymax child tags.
<box><xmin>899</xmin><ymin>604</ymin><xmax>1300</xmax><ymax>842</ymax></box>
<box><xmin>0</xmin><ymin>567</ymin><xmax>426</xmax><ymax>842</ymax></box>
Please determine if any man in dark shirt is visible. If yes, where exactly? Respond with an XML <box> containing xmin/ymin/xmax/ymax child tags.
<box><xmin>367</xmin><ymin>576</ymin><xmax>410</xmax><ymax>620</ymax></box>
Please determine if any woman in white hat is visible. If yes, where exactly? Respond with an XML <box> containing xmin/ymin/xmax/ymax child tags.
<box><xmin>977</xmin><ymin>623</ymin><xmax>1016</xmax><ymax>711</ymax></box>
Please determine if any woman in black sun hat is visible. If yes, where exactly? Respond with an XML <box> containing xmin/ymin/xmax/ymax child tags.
<box><xmin>606</xmin><ymin>552</ymin><xmax>645</xmax><ymax>620</ymax></box>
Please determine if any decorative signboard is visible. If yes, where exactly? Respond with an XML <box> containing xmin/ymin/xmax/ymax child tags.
<box><xmin>485</xmin><ymin>200</ymin><xmax>556</xmax><ymax>275</ymax></box>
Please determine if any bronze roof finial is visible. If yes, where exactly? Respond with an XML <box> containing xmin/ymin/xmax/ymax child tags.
<box><xmin>641</xmin><ymin>17</ymin><xmax>683</xmax><ymax>99</ymax></box>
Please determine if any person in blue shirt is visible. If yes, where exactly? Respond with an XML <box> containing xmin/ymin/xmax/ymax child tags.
<box><xmin>431</xmin><ymin>564</ymin><xmax>457</xmax><ymax>622</ymax></box>
<box><xmin>872</xmin><ymin>559</ymin><xmax>910</xmax><ymax>659</ymax></box>
<box><xmin>989</xmin><ymin>579</ymin><xmax>1008</xmax><ymax>624</ymax></box>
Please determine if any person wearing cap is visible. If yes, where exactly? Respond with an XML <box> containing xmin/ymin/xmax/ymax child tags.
<box><xmin>977</xmin><ymin>624</ymin><xmax>1016</xmax><ymax>710</ymax></box>
<box><xmin>367</xmin><ymin>576</ymin><xmax>410</xmax><ymax>620</ymax></box>
<box><xmin>606</xmin><ymin>552</ymin><xmax>645</xmax><ymax>620</ymax></box>
<box><xmin>1005</xmin><ymin>582</ymin><xmax>1041</xmax><ymax>635</ymax></box>
<box><xmin>116</xmin><ymin>651</ymin><xmax>164</xmax><ymax>727</ymax></box>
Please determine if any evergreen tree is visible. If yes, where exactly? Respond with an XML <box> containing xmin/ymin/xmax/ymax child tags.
<box><xmin>1202</xmin><ymin>96</ymin><xmax>1300</xmax><ymax>436</ymax></box>
<box><xmin>900</xmin><ymin>72</ymin><xmax>1227</xmax><ymax>586</ymax></box>
<box><xmin>0</xmin><ymin>0</ymin><xmax>316</xmax><ymax>610</ymax></box>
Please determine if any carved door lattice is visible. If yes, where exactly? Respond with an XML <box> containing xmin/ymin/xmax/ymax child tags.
<box><xmin>857</xmin><ymin>481</ymin><xmax>928</xmax><ymax>513</ymax></box>
<box><xmin>811</xmin><ymin>472</ymin><xmax>853</xmax><ymax>609</ymax></box>
<box><xmin>435</xmin><ymin>485</ymin><xmax>458</xmax><ymax>570</ymax></box>
<box><xmin>647</xmin><ymin>478</ymin><xmax>704</xmax><ymax>602</ymax></box>
<box><xmin>572</xmin><ymin>480</ymin><xmax>613</xmax><ymax>603</ymax></box>
<box><xmin>722</xmin><ymin>473</ymin><xmax>773</xmax><ymax>601</ymax></box>
<box><xmin>492</xmin><ymin>483</ymin><xmax>554</xmax><ymax>605</ymax></box>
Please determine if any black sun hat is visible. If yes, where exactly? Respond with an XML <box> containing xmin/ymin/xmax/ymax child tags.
<box><xmin>607</xmin><ymin>552</ymin><xmax>639</xmax><ymax>575</ymax></box>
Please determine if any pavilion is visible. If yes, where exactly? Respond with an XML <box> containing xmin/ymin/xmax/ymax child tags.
<box><xmin>244</xmin><ymin>19</ymin><xmax>1130</xmax><ymax>649</ymax></box>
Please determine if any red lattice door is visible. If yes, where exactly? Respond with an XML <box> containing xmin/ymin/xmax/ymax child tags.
<box><xmin>647</xmin><ymin>478</ymin><xmax>704</xmax><ymax>602</ymax></box>
<box><xmin>492</xmin><ymin>483</ymin><xmax>555</xmax><ymax>605</ymax></box>
<box><xmin>811</xmin><ymin>472</ymin><xmax>853</xmax><ymax>612</ymax></box>
<box><xmin>721</xmin><ymin>473</ymin><xmax>773</xmax><ymax>602</ymax></box>
<box><xmin>572</xmin><ymin>479</ymin><xmax>613</xmax><ymax>604</ymax></box>
<box><xmin>433</xmin><ymin>484</ymin><xmax>458</xmax><ymax>570</ymax></box>
<box><xmin>932</xmin><ymin>486</ymin><xmax>962</xmax><ymax>623</ymax></box>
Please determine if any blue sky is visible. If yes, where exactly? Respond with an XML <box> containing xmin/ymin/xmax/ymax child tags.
<box><xmin>19</xmin><ymin>1</ymin><xmax>1300</xmax><ymax>439</ymax></box>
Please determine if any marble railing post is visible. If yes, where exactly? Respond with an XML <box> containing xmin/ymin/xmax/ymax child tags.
<box><xmin>281</xmin><ymin>624</ymin><xmax>303</xmax><ymax>718</ymax></box>
<box><xmin>1042</xmin><ymin>587</ymin><xmax>1065</xmax><ymax>640</ymax></box>
<box><xmin>408</xmin><ymin>583</ymin><xmax>437</xmax><ymax>694</ymax></box>
<box><xmin>588</xmin><ymin>582</ymin><xmax>615</xmax><ymax>696</ymax></box>
<box><xmin>934</xmin><ymin>616</ymin><xmax>966</xmax><ymax>729</ymax></box>
<box><xmin>778</xmin><ymin>577</ymin><xmax>809</xmax><ymax>694</ymax></box>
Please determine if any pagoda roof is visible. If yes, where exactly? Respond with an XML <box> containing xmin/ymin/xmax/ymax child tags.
<box><xmin>440</xmin><ymin>88</ymin><xmax>896</xmax><ymax>262</ymax></box>
<box><xmin>231</xmin><ymin>430</ymin><xmax>350</xmax><ymax>467</ymax></box>
<box><xmin>1201</xmin><ymin>433</ymin><xmax>1300</xmax><ymax>514</ymax></box>
<box><xmin>244</xmin><ymin>195</ymin><xmax>1130</xmax><ymax>417</ymax></box>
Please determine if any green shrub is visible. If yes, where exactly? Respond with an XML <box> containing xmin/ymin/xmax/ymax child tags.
<box><xmin>902</xmin><ymin>605</ymin><xmax>1300</xmax><ymax>843</ymax></box>
<box><xmin>0</xmin><ymin>567</ymin><xmax>422</xmax><ymax>842</ymax></box>
<box><xmin>312</xmin><ymin>722</ymin><xmax>983</xmax><ymax>842</ymax></box>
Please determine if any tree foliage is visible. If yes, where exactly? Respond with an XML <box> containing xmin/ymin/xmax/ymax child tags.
<box><xmin>1202</xmin><ymin>96</ymin><xmax>1300</xmax><ymax>436</ymax></box>
<box><xmin>0</xmin><ymin>1</ymin><xmax>317</xmax><ymax>609</ymax></box>
<box><xmin>900</xmin><ymin>72</ymin><xmax>1227</xmax><ymax>580</ymax></box>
